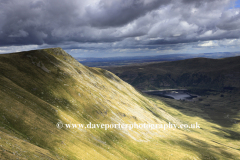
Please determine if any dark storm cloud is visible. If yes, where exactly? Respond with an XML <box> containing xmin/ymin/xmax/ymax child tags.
<box><xmin>85</xmin><ymin>0</ymin><xmax>171</xmax><ymax>27</ymax></box>
<box><xmin>0</xmin><ymin>0</ymin><xmax>85</xmax><ymax>45</ymax></box>
<box><xmin>1</xmin><ymin>0</ymin><xmax>240</xmax><ymax>54</ymax></box>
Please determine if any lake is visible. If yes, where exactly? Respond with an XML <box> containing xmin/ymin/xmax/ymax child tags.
<box><xmin>143</xmin><ymin>89</ymin><xmax>198</xmax><ymax>100</ymax></box>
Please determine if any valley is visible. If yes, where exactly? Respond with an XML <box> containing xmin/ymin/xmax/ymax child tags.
<box><xmin>0</xmin><ymin>48</ymin><xmax>239</xmax><ymax>160</ymax></box>
<box><xmin>143</xmin><ymin>89</ymin><xmax>198</xmax><ymax>100</ymax></box>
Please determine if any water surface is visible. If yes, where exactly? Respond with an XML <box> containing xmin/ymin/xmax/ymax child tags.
<box><xmin>143</xmin><ymin>89</ymin><xmax>198</xmax><ymax>100</ymax></box>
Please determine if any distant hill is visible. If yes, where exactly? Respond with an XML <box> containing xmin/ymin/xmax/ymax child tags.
<box><xmin>103</xmin><ymin>56</ymin><xmax>240</xmax><ymax>91</ymax></box>
<box><xmin>77</xmin><ymin>52</ymin><xmax>240</xmax><ymax>67</ymax></box>
<box><xmin>0</xmin><ymin>48</ymin><xmax>240</xmax><ymax>159</ymax></box>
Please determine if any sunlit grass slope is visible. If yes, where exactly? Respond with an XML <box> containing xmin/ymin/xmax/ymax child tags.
<box><xmin>0</xmin><ymin>48</ymin><xmax>239</xmax><ymax>159</ymax></box>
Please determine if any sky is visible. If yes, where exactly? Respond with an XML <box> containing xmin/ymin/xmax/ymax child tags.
<box><xmin>1</xmin><ymin>0</ymin><xmax>240</xmax><ymax>57</ymax></box>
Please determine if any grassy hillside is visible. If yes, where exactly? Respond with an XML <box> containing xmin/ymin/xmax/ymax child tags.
<box><xmin>103</xmin><ymin>57</ymin><xmax>240</xmax><ymax>91</ymax></box>
<box><xmin>0</xmin><ymin>48</ymin><xmax>240</xmax><ymax>159</ymax></box>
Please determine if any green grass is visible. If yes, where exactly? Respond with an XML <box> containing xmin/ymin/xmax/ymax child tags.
<box><xmin>0</xmin><ymin>48</ymin><xmax>240</xmax><ymax>159</ymax></box>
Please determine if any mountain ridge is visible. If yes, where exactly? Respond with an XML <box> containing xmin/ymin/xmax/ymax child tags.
<box><xmin>0</xmin><ymin>48</ymin><xmax>240</xmax><ymax>159</ymax></box>
<box><xmin>103</xmin><ymin>56</ymin><xmax>240</xmax><ymax>91</ymax></box>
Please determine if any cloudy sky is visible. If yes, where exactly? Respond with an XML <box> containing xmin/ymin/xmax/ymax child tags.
<box><xmin>1</xmin><ymin>0</ymin><xmax>240</xmax><ymax>57</ymax></box>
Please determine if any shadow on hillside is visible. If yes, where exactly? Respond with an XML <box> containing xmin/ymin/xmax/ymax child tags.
<box><xmin>145</xmin><ymin>89</ymin><xmax>240</xmax><ymax>128</ymax></box>
<box><xmin>211</xmin><ymin>126</ymin><xmax>240</xmax><ymax>141</ymax></box>
<box><xmin>173</xmin><ymin>135</ymin><xmax>237</xmax><ymax>159</ymax></box>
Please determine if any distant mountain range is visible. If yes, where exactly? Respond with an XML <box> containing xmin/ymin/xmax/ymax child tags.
<box><xmin>76</xmin><ymin>52</ymin><xmax>240</xmax><ymax>67</ymax></box>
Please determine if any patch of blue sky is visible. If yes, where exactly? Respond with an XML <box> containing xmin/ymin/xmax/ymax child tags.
<box><xmin>235</xmin><ymin>0</ymin><xmax>240</xmax><ymax>8</ymax></box>
<box><xmin>229</xmin><ymin>0</ymin><xmax>240</xmax><ymax>9</ymax></box>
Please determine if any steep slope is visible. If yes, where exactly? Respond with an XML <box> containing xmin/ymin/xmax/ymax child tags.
<box><xmin>0</xmin><ymin>48</ymin><xmax>240</xmax><ymax>159</ymax></box>
<box><xmin>103</xmin><ymin>57</ymin><xmax>240</xmax><ymax>91</ymax></box>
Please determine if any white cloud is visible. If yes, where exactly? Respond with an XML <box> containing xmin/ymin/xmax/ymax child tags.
<box><xmin>198</xmin><ymin>41</ymin><xmax>218</xmax><ymax>47</ymax></box>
